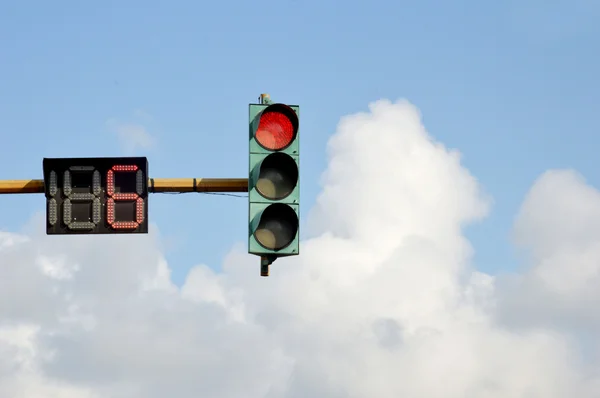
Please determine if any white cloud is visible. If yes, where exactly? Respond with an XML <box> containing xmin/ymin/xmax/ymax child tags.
<box><xmin>106</xmin><ymin>116</ymin><xmax>156</xmax><ymax>155</ymax></box>
<box><xmin>497</xmin><ymin>170</ymin><xmax>600</xmax><ymax>336</ymax></box>
<box><xmin>1</xmin><ymin>99</ymin><xmax>600</xmax><ymax>396</ymax></box>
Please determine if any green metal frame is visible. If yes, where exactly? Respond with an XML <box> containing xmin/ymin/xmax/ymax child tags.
<box><xmin>248</xmin><ymin>103</ymin><xmax>300</xmax><ymax>256</ymax></box>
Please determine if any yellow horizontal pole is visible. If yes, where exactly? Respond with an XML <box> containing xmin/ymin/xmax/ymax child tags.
<box><xmin>149</xmin><ymin>178</ymin><xmax>248</xmax><ymax>193</ymax></box>
<box><xmin>0</xmin><ymin>180</ymin><xmax>44</xmax><ymax>194</ymax></box>
<box><xmin>0</xmin><ymin>178</ymin><xmax>248</xmax><ymax>194</ymax></box>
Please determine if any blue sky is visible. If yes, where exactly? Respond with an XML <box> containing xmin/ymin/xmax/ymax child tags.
<box><xmin>1</xmin><ymin>0</ymin><xmax>599</xmax><ymax>285</ymax></box>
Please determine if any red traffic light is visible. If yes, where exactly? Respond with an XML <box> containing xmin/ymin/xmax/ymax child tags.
<box><xmin>255</xmin><ymin>104</ymin><xmax>298</xmax><ymax>151</ymax></box>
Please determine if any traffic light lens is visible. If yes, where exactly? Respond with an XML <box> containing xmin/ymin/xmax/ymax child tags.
<box><xmin>256</xmin><ymin>153</ymin><xmax>299</xmax><ymax>200</ymax></box>
<box><xmin>254</xmin><ymin>204</ymin><xmax>298</xmax><ymax>251</ymax></box>
<box><xmin>255</xmin><ymin>105</ymin><xmax>298</xmax><ymax>151</ymax></box>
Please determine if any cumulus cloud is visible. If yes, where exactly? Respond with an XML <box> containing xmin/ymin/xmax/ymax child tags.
<box><xmin>498</xmin><ymin>170</ymin><xmax>600</xmax><ymax>336</ymax></box>
<box><xmin>1</xmin><ymin>99</ymin><xmax>600</xmax><ymax>397</ymax></box>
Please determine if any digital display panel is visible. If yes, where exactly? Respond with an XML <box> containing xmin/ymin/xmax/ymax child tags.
<box><xmin>43</xmin><ymin>157</ymin><xmax>149</xmax><ymax>235</ymax></box>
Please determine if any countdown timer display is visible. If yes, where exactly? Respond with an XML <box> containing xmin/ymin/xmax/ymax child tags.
<box><xmin>43</xmin><ymin>157</ymin><xmax>149</xmax><ymax>235</ymax></box>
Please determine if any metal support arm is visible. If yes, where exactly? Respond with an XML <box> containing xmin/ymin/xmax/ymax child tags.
<box><xmin>0</xmin><ymin>178</ymin><xmax>249</xmax><ymax>194</ymax></box>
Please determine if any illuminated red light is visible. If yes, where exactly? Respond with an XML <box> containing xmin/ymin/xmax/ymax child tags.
<box><xmin>107</xmin><ymin>198</ymin><xmax>115</xmax><ymax>224</ymax></box>
<box><xmin>256</xmin><ymin>110</ymin><xmax>296</xmax><ymax>151</ymax></box>
<box><xmin>106</xmin><ymin>165</ymin><xmax>144</xmax><ymax>230</ymax></box>
<box><xmin>113</xmin><ymin>193</ymin><xmax>139</xmax><ymax>200</ymax></box>
<box><xmin>107</xmin><ymin>170</ymin><xmax>115</xmax><ymax>196</ymax></box>
<box><xmin>136</xmin><ymin>197</ymin><xmax>144</xmax><ymax>223</ymax></box>
<box><xmin>112</xmin><ymin>221</ymin><xmax>139</xmax><ymax>229</ymax></box>
<box><xmin>113</xmin><ymin>165</ymin><xmax>138</xmax><ymax>172</ymax></box>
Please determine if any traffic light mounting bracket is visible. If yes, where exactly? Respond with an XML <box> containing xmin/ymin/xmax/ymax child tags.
<box><xmin>260</xmin><ymin>255</ymin><xmax>277</xmax><ymax>277</ymax></box>
<box><xmin>259</xmin><ymin>93</ymin><xmax>273</xmax><ymax>105</ymax></box>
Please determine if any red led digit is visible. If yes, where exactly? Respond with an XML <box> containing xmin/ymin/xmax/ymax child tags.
<box><xmin>106</xmin><ymin>165</ymin><xmax>144</xmax><ymax>230</ymax></box>
<box><xmin>113</xmin><ymin>165</ymin><xmax>138</xmax><ymax>172</ymax></box>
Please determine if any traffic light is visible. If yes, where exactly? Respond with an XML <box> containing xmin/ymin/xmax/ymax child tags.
<box><xmin>43</xmin><ymin>157</ymin><xmax>149</xmax><ymax>235</ymax></box>
<box><xmin>248</xmin><ymin>98</ymin><xmax>300</xmax><ymax>267</ymax></box>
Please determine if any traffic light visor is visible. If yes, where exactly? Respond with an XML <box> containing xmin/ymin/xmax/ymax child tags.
<box><xmin>255</xmin><ymin>104</ymin><xmax>298</xmax><ymax>151</ymax></box>
<box><xmin>256</xmin><ymin>153</ymin><xmax>299</xmax><ymax>201</ymax></box>
<box><xmin>254</xmin><ymin>203</ymin><xmax>298</xmax><ymax>251</ymax></box>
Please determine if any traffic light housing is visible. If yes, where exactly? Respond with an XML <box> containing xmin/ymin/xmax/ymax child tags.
<box><xmin>248</xmin><ymin>101</ymin><xmax>300</xmax><ymax>261</ymax></box>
